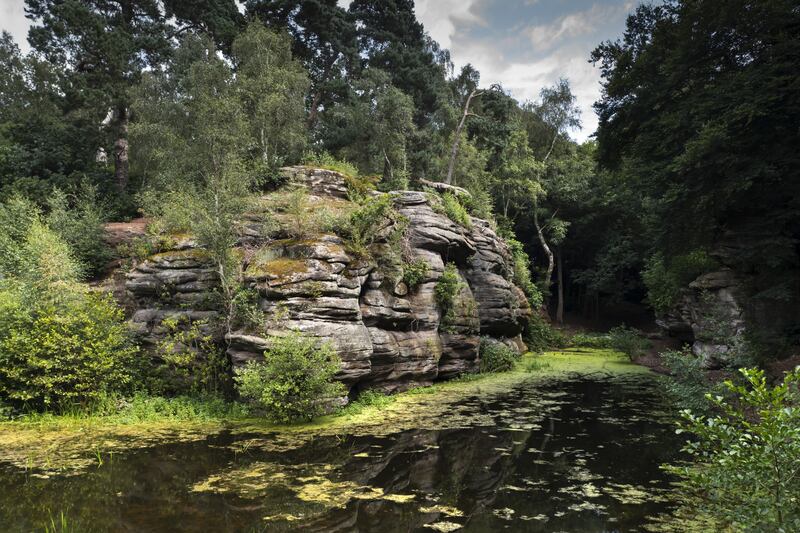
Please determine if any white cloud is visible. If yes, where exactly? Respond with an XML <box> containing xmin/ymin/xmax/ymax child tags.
<box><xmin>414</xmin><ymin>0</ymin><xmax>484</xmax><ymax>50</ymax></box>
<box><xmin>1</xmin><ymin>0</ymin><xmax>31</xmax><ymax>52</ymax></box>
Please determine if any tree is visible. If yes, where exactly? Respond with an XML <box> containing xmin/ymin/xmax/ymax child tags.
<box><xmin>232</xmin><ymin>22</ymin><xmax>310</xmax><ymax>173</ymax></box>
<box><xmin>244</xmin><ymin>0</ymin><xmax>358</xmax><ymax>130</ymax></box>
<box><xmin>25</xmin><ymin>0</ymin><xmax>173</xmax><ymax>192</ymax></box>
<box><xmin>350</xmin><ymin>0</ymin><xmax>450</xmax><ymax>127</ymax></box>
<box><xmin>592</xmin><ymin>0</ymin><xmax>800</xmax><ymax>349</ymax></box>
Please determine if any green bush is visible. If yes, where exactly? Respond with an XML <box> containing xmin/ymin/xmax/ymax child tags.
<box><xmin>661</xmin><ymin>348</ymin><xmax>726</xmax><ymax>413</ymax></box>
<box><xmin>0</xmin><ymin>288</ymin><xmax>139</xmax><ymax>410</ymax></box>
<box><xmin>524</xmin><ymin>313</ymin><xmax>568</xmax><ymax>352</ymax></box>
<box><xmin>569</xmin><ymin>332</ymin><xmax>614</xmax><ymax>349</ymax></box>
<box><xmin>435</xmin><ymin>263</ymin><xmax>464</xmax><ymax>331</ymax></box>
<box><xmin>234</xmin><ymin>332</ymin><xmax>345</xmax><ymax>423</ymax></box>
<box><xmin>479</xmin><ymin>338</ymin><xmax>520</xmax><ymax>373</ymax></box>
<box><xmin>506</xmin><ymin>236</ymin><xmax>543</xmax><ymax>308</ymax></box>
<box><xmin>665</xmin><ymin>367</ymin><xmax>800</xmax><ymax>531</ymax></box>
<box><xmin>431</xmin><ymin>192</ymin><xmax>472</xmax><ymax>229</ymax></box>
<box><xmin>46</xmin><ymin>184</ymin><xmax>113</xmax><ymax>279</ymax></box>
<box><xmin>643</xmin><ymin>250</ymin><xmax>718</xmax><ymax>315</ymax></box>
<box><xmin>402</xmin><ymin>259</ymin><xmax>429</xmax><ymax>289</ymax></box>
<box><xmin>303</xmin><ymin>150</ymin><xmax>359</xmax><ymax>179</ymax></box>
<box><xmin>607</xmin><ymin>325</ymin><xmax>650</xmax><ymax>360</ymax></box>
<box><xmin>0</xmin><ymin>214</ymin><xmax>139</xmax><ymax>411</ymax></box>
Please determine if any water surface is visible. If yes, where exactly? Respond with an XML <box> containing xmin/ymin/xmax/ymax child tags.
<box><xmin>0</xmin><ymin>373</ymin><xmax>683</xmax><ymax>532</ymax></box>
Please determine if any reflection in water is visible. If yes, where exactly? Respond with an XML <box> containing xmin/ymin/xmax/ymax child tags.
<box><xmin>0</xmin><ymin>375</ymin><xmax>682</xmax><ymax>532</ymax></box>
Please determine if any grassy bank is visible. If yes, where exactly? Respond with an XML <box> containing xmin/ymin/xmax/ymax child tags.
<box><xmin>0</xmin><ymin>349</ymin><xmax>648</xmax><ymax>475</ymax></box>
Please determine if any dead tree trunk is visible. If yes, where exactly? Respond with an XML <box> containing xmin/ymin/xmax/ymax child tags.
<box><xmin>445</xmin><ymin>89</ymin><xmax>481</xmax><ymax>185</ymax></box>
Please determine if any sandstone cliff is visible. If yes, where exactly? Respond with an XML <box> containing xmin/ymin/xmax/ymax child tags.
<box><xmin>124</xmin><ymin>168</ymin><xmax>531</xmax><ymax>393</ymax></box>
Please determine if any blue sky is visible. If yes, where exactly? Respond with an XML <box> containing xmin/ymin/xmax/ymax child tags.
<box><xmin>1</xmin><ymin>0</ymin><xmax>636</xmax><ymax>141</ymax></box>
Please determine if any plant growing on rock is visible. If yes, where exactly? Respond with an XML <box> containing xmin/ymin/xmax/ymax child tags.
<box><xmin>402</xmin><ymin>259</ymin><xmax>429</xmax><ymax>290</ymax></box>
<box><xmin>431</xmin><ymin>192</ymin><xmax>472</xmax><ymax>229</ymax></box>
<box><xmin>234</xmin><ymin>332</ymin><xmax>344</xmax><ymax>423</ymax></box>
<box><xmin>664</xmin><ymin>367</ymin><xmax>800</xmax><ymax>531</ymax></box>
<box><xmin>479</xmin><ymin>338</ymin><xmax>520</xmax><ymax>373</ymax></box>
<box><xmin>435</xmin><ymin>263</ymin><xmax>465</xmax><ymax>331</ymax></box>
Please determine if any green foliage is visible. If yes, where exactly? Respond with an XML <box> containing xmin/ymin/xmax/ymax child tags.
<box><xmin>435</xmin><ymin>263</ymin><xmax>465</xmax><ymax>331</ymax></box>
<box><xmin>479</xmin><ymin>338</ymin><xmax>521</xmax><ymax>373</ymax></box>
<box><xmin>234</xmin><ymin>332</ymin><xmax>345</xmax><ymax>423</ymax></box>
<box><xmin>524</xmin><ymin>313</ymin><xmax>567</xmax><ymax>352</ymax></box>
<box><xmin>569</xmin><ymin>331</ymin><xmax>614</xmax><ymax>349</ymax></box>
<box><xmin>432</xmin><ymin>192</ymin><xmax>472</xmax><ymax>229</ymax></box>
<box><xmin>155</xmin><ymin>316</ymin><xmax>228</xmax><ymax>395</ymax></box>
<box><xmin>303</xmin><ymin>151</ymin><xmax>359</xmax><ymax>179</ymax></box>
<box><xmin>0</xmin><ymin>284</ymin><xmax>138</xmax><ymax>410</ymax></box>
<box><xmin>643</xmin><ymin>251</ymin><xmax>718</xmax><ymax>314</ymax></box>
<box><xmin>523</xmin><ymin>356</ymin><xmax>551</xmax><ymax>373</ymax></box>
<box><xmin>665</xmin><ymin>367</ymin><xmax>800</xmax><ymax>531</ymax></box>
<box><xmin>505</xmin><ymin>236</ymin><xmax>543</xmax><ymax>308</ymax></box>
<box><xmin>46</xmin><ymin>184</ymin><xmax>112</xmax><ymax>279</ymax></box>
<box><xmin>340</xmin><ymin>389</ymin><xmax>395</xmax><ymax>417</ymax></box>
<box><xmin>402</xmin><ymin>259</ymin><xmax>429</xmax><ymax>290</ymax></box>
<box><xmin>607</xmin><ymin>325</ymin><xmax>650</xmax><ymax>360</ymax></box>
<box><xmin>337</xmin><ymin>194</ymin><xmax>404</xmax><ymax>258</ymax></box>
<box><xmin>661</xmin><ymin>348</ymin><xmax>726</xmax><ymax>414</ymax></box>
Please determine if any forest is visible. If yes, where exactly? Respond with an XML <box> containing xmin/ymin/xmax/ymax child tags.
<box><xmin>0</xmin><ymin>0</ymin><xmax>798</xmax><ymax>531</ymax></box>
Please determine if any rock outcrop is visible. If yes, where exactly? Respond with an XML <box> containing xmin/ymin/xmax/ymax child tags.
<box><xmin>124</xmin><ymin>167</ymin><xmax>531</xmax><ymax>393</ymax></box>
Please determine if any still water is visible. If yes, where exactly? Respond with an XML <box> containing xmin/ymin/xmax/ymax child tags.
<box><xmin>0</xmin><ymin>374</ymin><xmax>683</xmax><ymax>532</ymax></box>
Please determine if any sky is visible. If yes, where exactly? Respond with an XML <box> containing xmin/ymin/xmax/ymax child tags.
<box><xmin>0</xmin><ymin>0</ymin><xmax>636</xmax><ymax>142</ymax></box>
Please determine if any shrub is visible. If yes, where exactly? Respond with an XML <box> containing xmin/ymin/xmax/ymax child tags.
<box><xmin>155</xmin><ymin>315</ymin><xmax>229</xmax><ymax>394</ymax></box>
<box><xmin>303</xmin><ymin>150</ymin><xmax>359</xmax><ymax>179</ymax></box>
<box><xmin>506</xmin><ymin>236</ymin><xmax>543</xmax><ymax>308</ymax></box>
<box><xmin>607</xmin><ymin>325</ymin><xmax>650</xmax><ymax>360</ymax></box>
<box><xmin>524</xmin><ymin>313</ymin><xmax>568</xmax><ymax>352</ymax></box>
<box><xmin>234</xmin><ymin>332</ymin><xmax>345</xmax><ymax>423</ymax></box>
<box><xmin>435</xmin><ymin>263</ymin><xmax>464</xmax><ymax>331</ymax></box>
<box><xmin>402</xmin><ymin>259</ymin><xmax>429</xmax><ymax>289</ymax></box>
<box><xmin>431</xmin><ymin>192</ymin><xmax>472</xmax><ymax>229</ymax></box>
<box><xmin>664</xmin><ymin>367</ymin><xmax>800</xmax><ymax>531</ymax></box>
<box><xmin>661</xmin><ymin>348</ymin><xmax>727</xmax><ymax>413</ymax></box>
<box><xmin>46</xmin><ymin>184</ymin><xmax>113</xmax><ymax>279</ymax></box>
<box><xmin>479</xmin><ymin>338</ymin><xmax>520</xmax><ymax>373</ymax></box>
<box><xmin>0</xmin><ymin>288</ymin><xmax>138</xmax><ymax>409</ymax></box>
<box><xmin>569</xmin><ymin>332</ymin><xmax>613</xmax><ymax>349</ymax></box>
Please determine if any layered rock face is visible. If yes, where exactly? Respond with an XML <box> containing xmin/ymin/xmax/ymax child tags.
<box><xmin>125</xmin><ymin>167</ymin><xmax>531</xmax><ymax>392</ymax></box>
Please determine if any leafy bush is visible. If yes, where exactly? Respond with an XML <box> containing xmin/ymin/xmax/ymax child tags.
<box><xmin>402</xmin><ymin>259</ymin><xmax>429</xmax><ymax>289</ymax></box>
<box><xmin>607</xmin><ymin>325</ymin><xmax>650</xmax><ymax>360</ymax></box>
<box><xmin>46</xmin><ymin>184</ymin><xmax>113</xmax><ymax>279</ymax></box>
<box><xmin>341</xmin><ymin>389</ymin><xmax>395</xmax><ymax>416</ymax></box>
<box><xmin>155</xmin><ymin>315</ymin><xmax>229</xmax><ymax>394</ymax></box>
<box><xmin>234</xmin><ymin>332</ymin><xmax>345</xmax><ymax>423</ymax></box>
<box><xmin>431</xmin><ymin>192</ymin><xmax>472</xmax><ymax>229</ymax></box>
<box><xmin>435</xmin><ymin>263</ymin><xmax>464</xmax><ymax>330</ymax></box>
<box><xmin>569</xmin><ymin>332</ymin><xmax>614</xmax><ymax>349</ymax></box>
<box><xmin>664</xmin><ymin>367</ymin><xmax>800</xmax><ymax>531</ymax></box>
<box><xmin>524</xmin><ymin>313</ymin><xmax>568</xmax><ymax>352</ymax></box>
<box><xmin>303</xmin><ymin>150</ymin><xmax>359</xmax><ymax>179</ymax></box>
<box><xmin>479</xmin><ymin>338</ymin><xmax>521</xmax><ymax>373</ymax></box>
<box><xmin>0</xmin><ymin>288</ymin><xmax>138</xmax><ymax>409</ymax></box>
<box><xmin>0</xmin><ymin>214</ymin><xmax>139</xmax><ymax>411</ymax></box>
<box><xmin>643</xmin><ymin>250</ymin><xmax>718</xmax><ymax>315</ymax></box>
<box><xmin>506</xmin><ymin>236</ymin><xmax>543</xmax><ymax>308</ymax></box>
<box><xmin>661</xmin><ymin>348</ymin><xmax>726</xmax><ymax>413</ymax></box>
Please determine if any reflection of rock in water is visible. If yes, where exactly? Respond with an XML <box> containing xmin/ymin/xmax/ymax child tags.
<box><xmin>299</xmin><ymin>424</ymin><xmax>528</xmax><ymax>532</ymax></box>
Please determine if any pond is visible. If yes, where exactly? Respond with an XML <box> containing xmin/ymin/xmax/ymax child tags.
<box><xmin>0</xmin><ymin>366</ymin><xmax>685</xmax><ymax>532</ymax></box>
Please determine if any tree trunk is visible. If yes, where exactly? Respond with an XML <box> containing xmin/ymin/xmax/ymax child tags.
<box><xmin>445</xmin><ymin>89</ymin><xmax>480</xmax><ymax>185</ymax></box>
<box><xmin>306</xmin><ymin>90</ymin><xmax>323</xmax><ymax>130</ymax></box>
<box><xmin>113</xmin><ymin>105</ymin><xmax>129</xmax><ymax>192</ymax></box>
<box><xmin>556</xmin><ymin>246</ymin><xmax>564</xmax><ymax>324</ymax></box>
<box><xmin>533</xmin><ymin>198</ymin><xmax>554</xmax><ymax>312</ymax></box>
